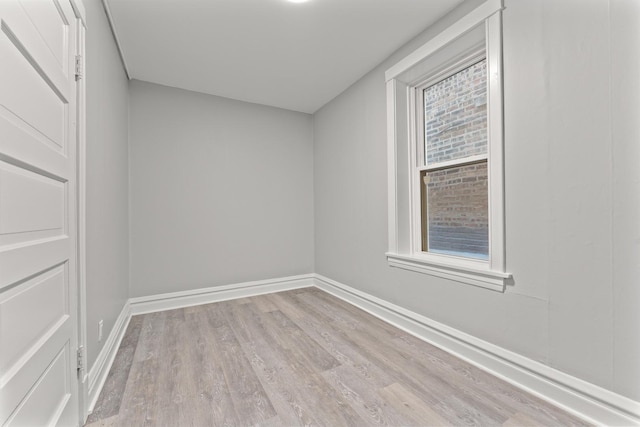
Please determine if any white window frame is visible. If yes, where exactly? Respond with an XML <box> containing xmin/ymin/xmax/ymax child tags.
<box><xmin>386</xmin><ymin>0</ymin><xmax>511</xmax><ymax>292</ymax></box>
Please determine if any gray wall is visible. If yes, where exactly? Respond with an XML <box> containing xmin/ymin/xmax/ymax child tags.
<box><xmin>129</xmin><ymin>80</ymin><xmax>314</xmax><ymax>297</ymax></box>
<box><xmin>85</xmin><ymin>0</ymin><xmax>130</xmax><ymax>369</ymax></box>
<box><xmin>313</xmin><ymin>0</ymin><xmax>640</xmax><ymax>401</ymax></box>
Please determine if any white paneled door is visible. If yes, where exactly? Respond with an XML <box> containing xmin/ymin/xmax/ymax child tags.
<box><xmin>0</xmin><ymin>0</ymin><xmax>82</xmax><ymax>425</ymax></box>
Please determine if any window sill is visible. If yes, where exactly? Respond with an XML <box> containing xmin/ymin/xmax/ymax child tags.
<box><xmin>386</xmin><ymin>252</ymin><xmax>511</xmax><ymax>292</ymax></box>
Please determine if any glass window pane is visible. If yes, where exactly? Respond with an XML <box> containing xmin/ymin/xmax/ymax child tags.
<box><xmin>424</xmin><ymin>59</ymin><xmax>487</xmax><ymax>165</ymax></box>
<box><xmin>421</xmin><ymin>162</ymin><xmax>488</xmax><ymax>260</ymax></box>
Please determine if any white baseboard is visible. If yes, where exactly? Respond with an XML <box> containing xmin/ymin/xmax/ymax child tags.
<box><xmin>87</xmin><ymin>301</ymin><xmax>131</xmax><ymax>414</ymax></box>
<box><xmin>313</xmin><ymin>274</ymin><xmax>640</xmax><ymax>427</ymax></box>
<box><xmin>129</xmin><ymin>274</ymin><xmax>314</xmax><ymax>315</ymax></box>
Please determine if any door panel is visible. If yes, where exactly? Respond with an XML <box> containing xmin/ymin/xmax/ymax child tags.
<box><xmin>0</xmin><ymin>160</ymin><xmax>65</xmax><ymax>242</ymax></box>
<box><xmin>0</xmin><ymin>238</ymin><xmax>68</xmax><ymax>290</ymax></box>
<box><xmin>0</xmin><ymin>0</ymin><xmax>71</xmax><ymax>101</ymax></box>
<box><xmin>19</xmin><ymin>0</ymin><xmax>69</xmax><ymax>68</ymax></box>
<box><xmin>12</xmin><ymin>346</ymin><xmax>71</xmax><ymax>427</ymax></box>
<box><xmin>0</xmin><ymin>266</ymin><xmax>67</xmax><ymax>374</ymax></box>
<box><xmin>0</xmin><ymin>317</ymin><xmax>72</xmax><ymax>426</ymax></box>
<box><xmin>0</xmin><ymin>0</ymin><xmax>79</xmax><ymax>425</ymax></box>
<box><xmin>0</xmin><ymin>108</ymin><xmax>68</xmax><ymax>177</ymax></box>
<box><xmin>0</xmin><ymin>28</ymin><xmax>68</xmax><ymax>149</ymax></box>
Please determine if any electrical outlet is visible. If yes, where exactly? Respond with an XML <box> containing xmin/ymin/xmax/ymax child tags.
<box><xmin>98</xmin><ymin>320</ymin><xmax>104</xmax><ymax>342</ymax></box>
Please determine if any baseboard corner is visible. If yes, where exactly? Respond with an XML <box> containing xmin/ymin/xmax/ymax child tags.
<box><xmin>86</xmin><ymin>301</ymin><xmax>132</xmax><ymax>415</ymax></box>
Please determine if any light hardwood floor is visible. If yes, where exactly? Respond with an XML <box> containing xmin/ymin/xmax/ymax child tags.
<box><xmin>85</xmin><ymin>288</ymin><xmax>590</xmax><ymax>427</ymax></box>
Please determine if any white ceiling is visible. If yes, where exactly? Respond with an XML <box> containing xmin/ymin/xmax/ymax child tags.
<box><xmin>105</xmin><ymin>0</ymin><xmax>463</xmax><ymax>113</ymax></box>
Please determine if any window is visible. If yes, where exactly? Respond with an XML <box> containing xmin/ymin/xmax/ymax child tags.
<box><xmin>386</xmin><ymin>0</ymin><xmax>511</xmax><ymax>291</ymax></box>
<box><xmin>419</xmin><ymin>57</ymin><xmax>489</xmax><ymax>260</ymax></box>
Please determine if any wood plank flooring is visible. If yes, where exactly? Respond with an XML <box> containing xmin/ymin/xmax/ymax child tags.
<box><xmin>85</xmin><ymin>288</ymin><xmax>590</xmax><ymax>427</ymax></box>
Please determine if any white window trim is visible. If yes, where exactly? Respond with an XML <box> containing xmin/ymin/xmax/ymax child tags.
<box><xmin>386</xmin><ymin>0</ymin><xmax>511</xmax><ymax>292</ymax></box>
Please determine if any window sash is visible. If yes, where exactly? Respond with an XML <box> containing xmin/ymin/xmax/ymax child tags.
<box><xmin>420</xmin><ymin>160</ymin><xmax>489</xmax><ymax>258</ymax></box>
<box><xmin>411</xmin><ymin>49</ymin><xmax>490</xmax><ymax>263</ymax></box>
<box><xmin>414</xmin><ymin>52</ymin><xmax>487</xmax><ymax>170</ymax></box>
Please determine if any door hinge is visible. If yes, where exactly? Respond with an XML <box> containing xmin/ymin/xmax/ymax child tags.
<box><xmin>77</xmin><ymin>345</ymin><xmax>84</xmax><ymax>372</ymax></box>
<box><xmin>75</xmin><ymin>55</ymin><xmax>83</xmax><ymax>80</ymax></box>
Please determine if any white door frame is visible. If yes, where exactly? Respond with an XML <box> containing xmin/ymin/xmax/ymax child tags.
<box><xmin>68</xmin><ymin>0</ymin><xmax>88</xmax><ymax>423</ymax></box>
